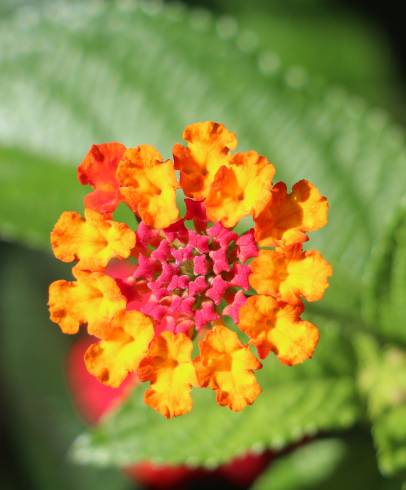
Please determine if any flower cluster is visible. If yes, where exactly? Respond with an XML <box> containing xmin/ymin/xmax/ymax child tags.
<box><xmin>48</xmin><ymin>122</ymin><xmax>332</xmax><ymax>418</ymax></box>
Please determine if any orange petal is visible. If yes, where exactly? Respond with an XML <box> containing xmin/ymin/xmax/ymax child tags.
<box><xmin>195</xmin><ymin>323</ymin><xmax>261</xmax><ymax>412</ymax></box>
<box><xmin>85</xmin><ymin>310</ymin><xmax>154</xmax><ymax>387</ymax></box>
<box><xmin>117</xmin><ymin>145</ymin><xmax>179</xmax><ymax>229</ymax></box>
<box><xmin>255</xmin><ymin>180</ymin><xmax>328</xmax><ymax>247</ymax></box>
<box><xmin>50</xmin><ymin>209</ymin><xmax>136</xmax><ymax>271</ymax></box>
<box><xmin>239</xmin><ymin>295</ymin><xmax>319</xmax><ymax>365</ymax></box>
<box><xmin>137</xmin><ymin>332</ymin><xmax>197</xmax><ymax>418</ymax></box>
<box><xmin>249</xmin><ymin>247</ymin><xmax>333</xmax><ymax>304</ymax></box>
<box><xmin>205</xmin><ymin>151</ymin><xmax>275</xmax><ymax>228</ymax></box>
<box><xmin>78</xmin><ymin>142</ymin><xmax>126</xmax><ymax>214</ymax></box>
<box><xmin>173</xmin><ymin>121</ymin><xmax>237</xmax><ymax>199</ymax></box>
<box><xmin>48</xmin><ymin>270</ymin><xmax>126</xmax><ymax>335</ymax></box>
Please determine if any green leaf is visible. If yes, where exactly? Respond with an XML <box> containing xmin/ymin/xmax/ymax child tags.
<box><xmin>0</xmin><ymin>244</ymin><xmax>133</xmax><ymax>490</ymax></box>
<box><xmin>374</xmin><ymin>406</ymin><xmax>406</xmax><ymax>478</ymax></box>
<box><xmin>363</xmin><ymin>204</ymin><xmax>406</xmax><ymax>343</ymax></box>
<box><xmin>0</xmin><ymin>1</ymin><xmax>405</xmax><ymax>319</ymax></box>
<box><xmin>252</xmin><ymin>434</ymin><xmax>402</xmax><ymax>490</ymax></box>
<box><xmin>71</xmin><ymin>315</ymin><xmax>361</xmax><ymax>468</ymax></box>
<box><xmin>0</xmin><ymin>146</ymin><xmax>85</xmax><ymax>249</ymax></box>
<box><xmin>215</xmin><ymin>3</ymin><xmax>404</xmax><ymax>122</ymax></box>
<box><xmin>357</xmin><ymin>334</ymin><xmax>406</xmax><ymax>477</ymax></box>
<box><xmin>0</xmin><ymin>0</ymin><xmax>405</xmax><ymax>473</ymax></box>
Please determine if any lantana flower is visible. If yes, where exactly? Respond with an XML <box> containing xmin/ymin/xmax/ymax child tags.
<box><xmin>48</xmin><ymin>121</ymin><xmax>332</xmax><ymax>418</ymax></box>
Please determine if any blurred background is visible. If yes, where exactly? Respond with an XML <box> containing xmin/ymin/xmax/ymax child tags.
<box><xmin>1</xmin><ymin>0</ymin><xmax>405</xmax><ymax>489</ymax></box>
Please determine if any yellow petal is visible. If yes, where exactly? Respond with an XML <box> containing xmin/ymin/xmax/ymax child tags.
<box><xmin>239</xmin><ymin>295</ymin><xmax>319</xmax><ymax>365</ymax></box>
<box><xmin>249</xmin><ymin>247</ymin><xmax>333</xmax><ymax>304</ymax></box>
<box><xmin>255</xmin><ymin>180</ymin><xmax>328</xmax><ymax>247</ymax></box>
<box><xmin>85</xmin><ymin>310</ymin><xmax>154</xmax><ymax>387</ymax></box>
<box><xmin>117</xmin><ymin>145</ymin><xmax>179</xmax><ymax>229</ymax></box>
<box><xmin>195</xmin><ymin>323</ymin><xmax>261</xmax><ymax>411</ymax></box>
<box><xmin>173</xmin><ymin>121</ymin><xmax>237</xmax><ymax>199</ymax></box>
<box><xmin>48</xmin><ymin>270</ymin><xmax>126</xmax><ymax>335</ymax></box>
<box><xmin>206</xmin><ymin>151</ymin><xmax>275</xmax><ymax>228</ymax></box>
<box><xmin>51</xmin><ymin>209</ymin><xmax>135</xmax><ymax>271</ymax></box>
<box><xmin>137</xmin><ymin>332</ymin><xmax>197</xmax><ymax>418</ymax></box>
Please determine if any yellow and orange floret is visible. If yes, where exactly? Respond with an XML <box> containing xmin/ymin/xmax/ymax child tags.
<box><xmin>48</xmin><ymin>122</ymin><xmax>332</xmax><ymax>418</ymax></box>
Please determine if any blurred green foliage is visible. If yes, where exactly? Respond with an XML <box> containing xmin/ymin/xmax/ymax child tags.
<box><xmin>0</xmin><ymin>0</ymin><xmax>406</xmax><ymax>489</ymax></box>
<box><xmin>252</xmin><ymin>435</ymin><xmax>400</xmax><ymax>490</ymax></box>
<box><xmin>0</xmin><ymin>244</ymin><xmax>134</xmax><ymax>489</ymax></box>
<box><xmin>175</xmin><ymin>0</ymin><xmax>406</xmax><ymax>123</ymax></box>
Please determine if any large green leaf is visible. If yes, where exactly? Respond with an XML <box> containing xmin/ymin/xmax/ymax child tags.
<box><xmin>363</xmin><ymin>205</ymin><xmax>406</xmax><ymax>343</ymax></box>
<box><xmin>0</xmin><ymin>1</ymin><xmax>405</xmax><ymax>319</ymax></box>
<box><xmin>71</xmin><ymin>314</ymin><xmax>361</xmax><ymax>467</ymax></box>
<box><xmin>1</xmin><ymin>0</ymin><xmax>405</xmax><ymax>476</ymax></box>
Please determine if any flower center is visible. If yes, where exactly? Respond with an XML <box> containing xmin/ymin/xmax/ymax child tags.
<box><xmin>110</xmin><ymin>201</ymin><xmax>258</xmax><ymax>335</ymax></box>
